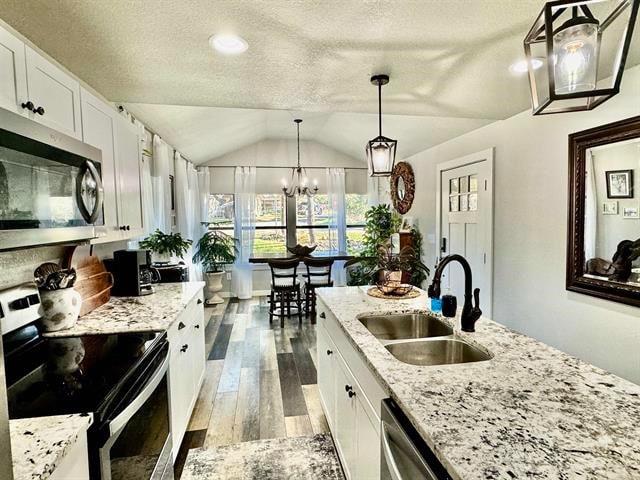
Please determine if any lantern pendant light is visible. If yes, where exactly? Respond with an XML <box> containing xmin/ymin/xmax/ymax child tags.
<box><xmin>366</xmin><ymin>74</ymin><xmax>397</xmax><ymax>177</ymax></box>
<box><xmin>524</xmin><ymin>0</ymin><xmax>639</xmax><ymax>115</ymax></box>
<box><xmin>282</xmin><ymin>119</ymin><xmax>318</xmax><ymax>198</ymax></box>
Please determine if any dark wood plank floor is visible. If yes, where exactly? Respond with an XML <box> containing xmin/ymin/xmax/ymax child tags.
<box><xmin>174</xmin><ymin>297</ymin><xmax>328</xmax><ymax>478</ymax></box>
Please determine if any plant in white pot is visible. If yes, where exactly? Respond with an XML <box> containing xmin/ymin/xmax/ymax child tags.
<box><xmin>139</xmin><ymin>229</ymin><xmax>192</xmax><ymax>264</ymax></box>
<box><xmin>193</xmin><ymin>229</ymin><xmax>237</xmax><ymax>305</ymax></box>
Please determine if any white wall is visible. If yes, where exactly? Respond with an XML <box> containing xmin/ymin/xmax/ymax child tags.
<box><xmin>592</xmin><ymin>141</ymin><xmax>640</xmax><ymax>259</ymax></box>
<box><xmin>405</xmin><ymin>64</ymin><xmax>640</xmax><ymax>385</ymax></box>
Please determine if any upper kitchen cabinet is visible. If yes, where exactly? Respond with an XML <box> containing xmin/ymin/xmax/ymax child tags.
<box><xmin>114</xmin><ymin>114</ymin><xmax>143</xmax><ymax>235</ymax></box>
<box><xmin>80</xmin><ymin>87</ymin><xmax>119</xmax><ymax>237</ymax></box>
<box><xmin>24</xmin><ymin>46</ymin><xmax>82</xmax><ymax>139</ymax></box>
<box><xmin>0</xmin><ymin>25</ymin><xmax>28</xmax><ymax>116</ymax></box>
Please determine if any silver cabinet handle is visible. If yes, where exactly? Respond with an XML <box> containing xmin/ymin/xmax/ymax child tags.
<box><xmin>381</xmin><ymin>424</ymin><xmax>404</xmax><ymax>480</ymax></box>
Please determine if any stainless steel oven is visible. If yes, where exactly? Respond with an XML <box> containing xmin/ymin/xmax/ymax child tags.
<box><xmin>95</xmin><ymin>336</ymin><xmax>173</xmax><ymax>480</ymax></box>
<box><xmin>0</xmin><ymin>108</ymin><xmax>104</xmax><ymax>251</ymax></box>
<box><xmin>2</xmin><ymin>284</ymin><xmax>173</xmax><ymax>480</ymax></box>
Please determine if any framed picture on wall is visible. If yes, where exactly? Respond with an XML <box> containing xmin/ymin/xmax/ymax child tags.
<box><xmin>605</xmin><ymin>169</ymin><xmax>633</xmax><ymax>198</ymax></box>
<box><xmin>602</xmin><ymin>201</ymin><xmax>618</xmax><ymax>215</ymax></box>
<box><xmin>623</xmin><ymin>206</ymin><xmax>640</xmax><ymax>219</ymax></box>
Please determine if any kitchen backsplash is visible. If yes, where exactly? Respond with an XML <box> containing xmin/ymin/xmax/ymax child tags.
<box><xmin>0</xmin><ymin>240</ymin><xmax>130</xmax><ymax>290</ymax></box>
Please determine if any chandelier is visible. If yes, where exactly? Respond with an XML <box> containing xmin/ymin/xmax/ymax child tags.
<box><xmin>366</xmin><ymin>74</ymin><xmax>397</xmax><ymax>177</ymax></box>
<box><xmin>282</xmin><ymin>119</ymin><xmax>318</xmax><ymax>198</ymax></box>
<box><xmin>524</xmin><ymin>0</ymin><xmax>639</xmax><ymax>115</ymax></box>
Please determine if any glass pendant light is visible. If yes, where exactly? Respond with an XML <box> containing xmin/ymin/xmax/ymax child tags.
<box><xmin>524</xmin><ymin>0</ymin><xmax>639</xmax><ymax>115</ymax></box>
<box><xmin>282</xmin><ymin>119</ymin><xmax>319</xmax><ymax>198</ymax></box>
<box><xmin>366</xmin><ymin>74</ymin><xmax>397</xmax><ymax>177</ymax></box>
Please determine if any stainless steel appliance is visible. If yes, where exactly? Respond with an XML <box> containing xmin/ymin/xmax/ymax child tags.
<box><xmin>0</xmin><ymin>108</ymin><xmax>104</xmax><ymax>251</ymax></box>
<box><xmin>0</xmin><ymin>329</ymin><xmax>13</xmax><ymax>480</ymax></box>
<box><xmin>106</xmin><ymin>249</ymin><xmax>159</xmax><ymax>296</ymax></box>
<box><xmin>154</xmin><ymin>263</ymin><xmax>189</xmax><ymax>283</ymax></box>
<box><xmin>381</xmin><ymin>399</ymin><xmax>452</xmax><ymax>480</ymax></box>
<box><xmin>1</xmin><ymin>284</ymin><xmax>173</xmax><ymax>480</ymax></box>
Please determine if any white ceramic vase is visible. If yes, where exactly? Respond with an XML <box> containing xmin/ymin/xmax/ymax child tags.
<box><xmin>39</xmin><ymin>288</ymin><xmax>82</xmax><ymax>332</ymax></box>
<box><xmin>205</xmin><ymin>271</ymin><xmax>225</xmax><ymax>305</ymax></box>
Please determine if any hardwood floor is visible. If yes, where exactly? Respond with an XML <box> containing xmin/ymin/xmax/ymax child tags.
<box><xmin>174</xmin><ymin>297</ymin><xmax>328</xmax><ymax>478</ymax></box>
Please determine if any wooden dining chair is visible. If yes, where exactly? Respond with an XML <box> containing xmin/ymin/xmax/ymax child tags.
<box><xmin>303</xmin><ymin>258</ymin><xmax>334</xmax><ymax>318</ymax></box>
<box><xmin>267</xmin><ymin>258</ymin><xmax>303</xmax><ymax>327</ymax></box>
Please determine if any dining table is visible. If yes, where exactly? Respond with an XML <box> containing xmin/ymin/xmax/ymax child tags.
<box><xmin>248</xmin><ymin>251</ymin><xmax>355</xmax><ymax>264</ymax></box>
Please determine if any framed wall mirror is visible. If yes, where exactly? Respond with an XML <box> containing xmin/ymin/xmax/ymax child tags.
<box><xmin>390</xmin><ymin>161</ymin><xmax>415</xmax><ymax>214</ymax></box>
<box><xmin>567</xmin><ymin>116</ymin><xmax>640</xmax><ymax>307</ymax></box>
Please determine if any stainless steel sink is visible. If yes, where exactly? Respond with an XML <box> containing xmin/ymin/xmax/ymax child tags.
<box><xmin>385</xmin><ymin>339</ymin><xmax>492</xmax><ymax>366</ymax></box>
<box><xmin>358</xmin><ymin>313</ymin><xmax>453</xmax><ymax>341</ymax></box>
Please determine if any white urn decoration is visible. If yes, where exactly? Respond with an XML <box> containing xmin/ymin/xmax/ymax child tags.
<box><xmin>205</xmin><ymin>271</ymin><xmax>225</xmax><ymax>305</ymax></box>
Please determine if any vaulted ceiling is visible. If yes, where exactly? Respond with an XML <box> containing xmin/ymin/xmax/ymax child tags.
<box><xmin>1</xmin><ymin>0</ymin><xmax>638</xmax><ymax>164</ymax></box>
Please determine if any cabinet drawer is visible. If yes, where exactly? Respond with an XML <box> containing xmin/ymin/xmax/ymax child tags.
<box><xmin>317</xmin><ymin>298</ymin><xmax>387</xmax><ymax>421</ymax></box>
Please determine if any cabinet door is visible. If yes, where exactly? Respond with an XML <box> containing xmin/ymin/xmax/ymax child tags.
<box><xmin>316</xmin><ymin>326</ymin><xmax>336</xmax><ymax>429</ymax></box>
<box><xmin>168</xmin><ymin>325</ymin><xmax>190</xmax><ymax>460</ymax></box>
<box><xmin>0</xmin><ymin>25</ymin><xmax>28</xmax><ymax>116</ymax></box>
<box><xmin>355</xmin><ymin>397</ymin><xmax>381</xmax><ymax>480</ymax></box>
<box><xmin>80</xmin><ymin>88</ymin><xmax>119</xmax><ymax>234</ymax></box>
<box><xmin>24</xmin><ymin>46</ymin><xmax>82</xmax><ymax>139</ymax></box>
<box><xmin>190</xmin><ymin>300</ymin><xmax>206</xmax><ymax>393</ymax></box>
<box><xmin>114</xmin><ymin>116</ymin><xmax>143</xmax><ymax>233</ymax></box>
<box><xmin>333</xmin><ymin>354</ymin><xmax>357</xmax><ymax>480</ymax></box>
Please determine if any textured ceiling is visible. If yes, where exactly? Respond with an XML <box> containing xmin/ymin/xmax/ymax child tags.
<box><xmin>1</xmin><ymin>0</ymin><xmax>622</xmax><ymax>120</ymax></box>
<box><xmin>123</xmin><ymin>103</ymin><xmax>492</xmax><ymax>164</ymax></box>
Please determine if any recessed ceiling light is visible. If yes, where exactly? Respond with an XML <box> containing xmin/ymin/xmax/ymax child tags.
<box><xmin>510</xmin><ymin>58</ymin><xmax>543</xmax><ymax>74</ymax></box>
<box><xmin>209</xmin><ymin>34</ymin><xmax>248</xmax><ymax>55</ymax></box>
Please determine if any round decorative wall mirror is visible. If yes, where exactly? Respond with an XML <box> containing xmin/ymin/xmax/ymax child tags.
<box><xmin>390</xmin><ymin>162</ymin><xmax>415</xmax><ymax>214</ymax></box>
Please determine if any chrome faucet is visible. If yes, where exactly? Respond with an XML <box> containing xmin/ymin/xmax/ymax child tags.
<box><xmin>427</xmin><ymin>254</ymin><xmax>482</xmax><ymax>332</ymax></box>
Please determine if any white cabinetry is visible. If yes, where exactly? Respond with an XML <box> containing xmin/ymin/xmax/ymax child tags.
<box><xmin>168</xmin><ymin>290</ymin><xmax>206</xmax><ymax>460</ymax></box>
<box><xmin>24</xmin><ymin>46</ymin><xmax>82</xmax><ymax>139</ymax></box>
<box><xmin>80</xmin><ymin>87</ymin><xmax>144</xmax><ymax>241</ymax></box>
<box><xmin>317</xmin><ymin>301</ymin><xmax>386</xmax><ymax>480</ymax></box>
<box><xmin>114</xmin><ymin>116</ymin><xmax>143</xmax><ymax>235</ymax></box>
<box><xmin>0</xmin><ymin>26</ymin><xmax>27</xmax><ymax>116</ymax></box>
<box><xmin>80</xmin><ymin>88</ymin><xmax>119</xmax><ymax>236</ymax></box>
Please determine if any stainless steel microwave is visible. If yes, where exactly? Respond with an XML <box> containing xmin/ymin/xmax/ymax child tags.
<box><xmin>0</xmin><ymin>108</ymin><xmax>104</xmax><ymax>251</ymax></box>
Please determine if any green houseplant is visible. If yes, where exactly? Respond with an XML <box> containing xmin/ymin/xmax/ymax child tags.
<box><xmin>193</xmin><ymin>229</ymin><xmax>237</xmax><ymax>305</ymax></box>
<box><xmin>140</xmin><ymin>229</ymin><xmax>192</xmax><ymax>264</ymax></box>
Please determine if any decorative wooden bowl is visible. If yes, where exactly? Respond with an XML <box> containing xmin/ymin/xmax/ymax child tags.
<box><xmin>287</xmin><ymin>244</ymin><xmax>317</xmax><ymax>257</ymax></box>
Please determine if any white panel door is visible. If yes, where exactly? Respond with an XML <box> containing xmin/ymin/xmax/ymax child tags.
<box><xmin>439</xmin><ymin>158</ymin><xmax>492</xmax><ymax>315</ymax></box>
<box><xmin>25</xmin><ymin>46</ymin><xmax>82</xmax><ymax>139</ymax></box>
<box><xmin>115</xmin><ymin>115</ymin><xmax>143</xmax><ymax>232</ymax></box>
<box><xmin>0</xmin><ymin>25</ymin><xmax>28</xmax><ymax>116</ymax></box>
<box><xmin>80</xmin><ymin>88</ymin><xmax>119</xmax><ymax>233</ymax></box>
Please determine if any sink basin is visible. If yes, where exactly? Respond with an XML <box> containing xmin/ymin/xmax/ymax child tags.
<box><xmin>358</xmin><ymin>313</ymin><xmax>453</xmax><ymax>341</ymax></box>
<box><xmin>385</xmin><ymin>339</ymin><xmax>491</xmax><ymax>366</ymax></box>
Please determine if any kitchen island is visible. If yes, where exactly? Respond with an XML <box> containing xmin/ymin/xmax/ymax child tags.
<box><xmin>316</xmin><ymin>286</ymin><xmax>640</xmax><ymax>479</ymax></box>
<box><xmin>11</xmin><ymin>413</ymin><xmax>93</xmax><ymax>480</ymax></box>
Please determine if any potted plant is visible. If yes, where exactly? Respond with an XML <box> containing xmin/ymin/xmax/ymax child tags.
<box><xmin>140</xmin><ymin>229</ymin><xmax>192</xmax><ymax>264</ymax></box>
<box><xmin>193</xmin><ymin>229</ymin><xmax>237</xmax><ymax>305</ymax></box>
<box><xmin>346</xmin><ymin>242</ymin><xmax>429</xmax><ymax>294</ymax></box>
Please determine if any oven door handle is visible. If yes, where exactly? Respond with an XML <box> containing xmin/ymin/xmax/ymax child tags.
<box><xmin>76</xmin><ymin>159</ymin><xmax>104</xmax><ymax>224</ymax></box>
<box><xmin>108</xmin><ymin>355</ymin><xmax>168</xmax><ymax>436</ymax></box>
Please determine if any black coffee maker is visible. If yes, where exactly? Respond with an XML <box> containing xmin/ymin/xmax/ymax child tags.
<box><xmin>106</xmin><ymin>249</ymin><xmax>159</xmax><ymax>296</ymax></box>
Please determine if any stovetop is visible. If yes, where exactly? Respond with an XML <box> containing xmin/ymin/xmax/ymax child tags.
<box><xmin>4</xmin><ymin>324</ymin><xmax>163</xmax><ymax>420</ymax></box>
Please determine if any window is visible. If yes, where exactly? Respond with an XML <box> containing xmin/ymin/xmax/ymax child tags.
<box><xmin>254</xmin><ymin>194</ymin><xmax>286</xmax><ymax>255</ymax></box>
<box><xmin>296</xmin><ymin>195</ymin><xmax>332</xmax><ymax>253</ymax></box>
<box><xmin>207</xmin><ymin>194</ymin><xmax>234</xmax><ymax>228</ymax></box>
<box><xmin>346</xmin><ymin>194</ymin><xmax>367</xmax><ymax>254</ymax></box>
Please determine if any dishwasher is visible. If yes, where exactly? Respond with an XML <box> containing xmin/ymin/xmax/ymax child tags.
<box><xmin>381</xmin><ymin>399</ymin><xmax>453</xmax><ymax>480</ymax></box>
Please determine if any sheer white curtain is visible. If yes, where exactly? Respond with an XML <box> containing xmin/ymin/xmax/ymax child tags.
<box><xmin>585</xmin><ymin>150</ymin><xmax>597</xmax><ymax>261</ymax></box>
<box><xmin>232</xmin><ymin>166</ymin><xmax>256</xmax><ymax>299</ymax></box>
<box><xmin>367</xmin><ymin>175</ymin><xmax>380</xmax><ymax>207</ymax></box>
<box><xmin>152</xmin><ymin>135</ymin><xmax>172</xmax><ymax>232</ymax></box>
<box><xmin>139</xmin><ymin>126</ymin><xmax>155</xmax><ymax>237</ymax></box>
<box><xmin>327</xmin><ymin>168</ymin><xmax>347</xmax><ymax>286</ymax></box>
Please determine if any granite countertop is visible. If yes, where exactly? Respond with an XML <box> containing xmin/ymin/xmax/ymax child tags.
<box><xmin>316</xmin><ymin>286</ymin><xmax>640</xmax><ymax>480</ymax></box>
<box><xmin>42</xmin><ymin>282</ymin><xmax>205</xmax><ymax>337</ymax></box>
<box><xmin>11</xmin><ymin>413</ymin><xmax>93</xmax><ymax>480</ymax></box>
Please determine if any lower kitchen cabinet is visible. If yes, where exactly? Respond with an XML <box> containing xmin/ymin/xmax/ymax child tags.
<box><xmin>317</xmin><ymin>311</ymin><xmax>384</xmax><ymax>480</ymax></box>
<box><xmin>167</xmin><ymin>291</ymin><xmax>205</xmax><ymax>461</ymax></box>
